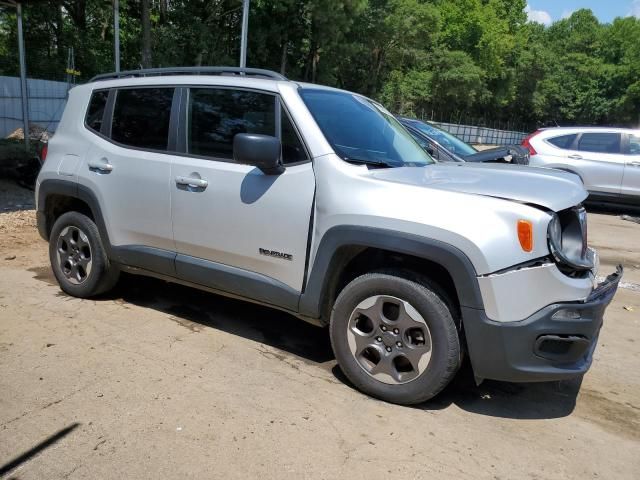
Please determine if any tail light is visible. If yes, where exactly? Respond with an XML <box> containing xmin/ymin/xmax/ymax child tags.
<box><xmin>39</xmin><ymin>143</ymin><xmax>48</xmax><ymax>164</ymax></box>
<box><xmin>521</xmin><ymin>130</ymin><xmax>541</xmax><ymax>156</ymax></box>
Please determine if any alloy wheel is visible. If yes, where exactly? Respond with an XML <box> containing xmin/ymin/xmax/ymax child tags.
<box><xmin>56</xmin><ymin>225</ymin><xmax>93</xmax><ymax>285</ymax></box>
<box><xmin>346</xmin><ymin>295</ymin><xmax>432</xmax><ymax>384</ymax></box>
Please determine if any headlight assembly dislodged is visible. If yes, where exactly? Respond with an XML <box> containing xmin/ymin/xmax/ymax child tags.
<box><xmin>548</xmin><ymin>206</ymin><xmax>593</xmax><ymax>272</ymax></box>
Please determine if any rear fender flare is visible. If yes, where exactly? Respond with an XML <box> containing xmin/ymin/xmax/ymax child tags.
<box><xmin>37</xmin><ymin>179</ymin><xmax>113</xmax><ymax>256</ymax></box>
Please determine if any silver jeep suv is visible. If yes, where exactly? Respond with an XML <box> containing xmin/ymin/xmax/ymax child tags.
<box><xmin>35</xmin><ymin>67</ymin><xmax>621</xmax><ymax>405</ymax></box>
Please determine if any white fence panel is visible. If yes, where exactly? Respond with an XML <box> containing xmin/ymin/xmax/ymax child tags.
<box><xmin>0</xmin><ymin>76</ymin><xmax>69</xmax><ymax>138</ymax></box>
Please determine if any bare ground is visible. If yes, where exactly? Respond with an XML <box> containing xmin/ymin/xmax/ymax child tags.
<box><xmin>0</xmin><ymin>179</ymin><xmax>638</xmax><ymax>479</ymax></box>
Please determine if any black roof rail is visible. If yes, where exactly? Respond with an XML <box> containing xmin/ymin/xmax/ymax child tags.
<box><xmin>89</xmin><ymin>66</ymin><xmax>287</xmax><ymax>83</ymax></box>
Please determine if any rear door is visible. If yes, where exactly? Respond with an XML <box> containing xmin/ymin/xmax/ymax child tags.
<box><xmin>80</xmin><ymin>87</ymin><xmax>176</xmax><ymax>272</ymax></box>
<box><xmin>562</xmin><ymin>132</ymin><xmax>625</xmax><ymax>194</ymax></box>
<box><xmin>621</xmin><ymin>133</ymin><xmax>640</xmax><ymax>197</ymax></box>
<box><xmin>170</xmin><ymin>86</ymin><xmax>315</xmax><ymax>307</ymax></box>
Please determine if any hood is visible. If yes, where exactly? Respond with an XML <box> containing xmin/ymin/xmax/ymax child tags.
<box><xmin>366</xmin><ymin>162</ymin><xmax>587</xmax><ymax>212</ymax></box>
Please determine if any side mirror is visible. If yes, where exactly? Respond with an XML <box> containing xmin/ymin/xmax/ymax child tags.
<box><xmin>425</xmin><ymin>142</ymin><xmax>435</xmax><ymax>156</ymax></box>
<box><xmin>233</xmin><ymin>133</ymin><xmax>284</xmax><ymax>175</ymax></box>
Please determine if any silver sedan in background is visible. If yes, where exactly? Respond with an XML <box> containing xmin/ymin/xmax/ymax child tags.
<box><xmin>522</xmin><ymin>127</ymin><xmax>640</xmax><ymax>206</ymax></box>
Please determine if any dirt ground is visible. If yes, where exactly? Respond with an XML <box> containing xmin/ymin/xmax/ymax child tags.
<box><xmin>0</xmin><ymin>178</ymin><xmax>638</xmax><ymax>479</ymax></box>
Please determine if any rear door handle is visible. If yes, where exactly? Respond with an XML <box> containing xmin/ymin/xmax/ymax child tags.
<box><xmin>629</xmin><ymin>161</ymin><xmax>640</xmax><ymax>167</ymax></box>
<box><xmin>175</xmin><ymin>175</ymin><xmax>208</xmax><ymax>189</ymax></box>
<box><xmin>88</xmin><ymin>158</ymin><xmax>113</xmax><ymax>173</ymax></box>
<box><xmin>568</xmin><ymin>154</ymin><xmax>583</xmax><ymax>160</ymax></box>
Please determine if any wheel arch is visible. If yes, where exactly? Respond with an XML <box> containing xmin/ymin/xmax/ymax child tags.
<box><xmin>37</xmin><ymin>179</ymin><xmax>112</xmax><ymax>255</ymax></box>
<box><xmin>298</xmin><ymin>226</ymin><xmax>484</xmax><ymax>324</ymax></box>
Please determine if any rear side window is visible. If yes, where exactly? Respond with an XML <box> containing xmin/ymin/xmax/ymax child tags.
<box><xmin>86</xmin><ymin>90</ymin><xmax>109</xmax><ymax>133</ymax></box>
<box><xmin>111</xmin><ymin>88</ymin><xmax>174</xmax><ymax>150</ymax></box>
<box><xmin>547</xmin><ymin>134</ymin><xmax>576</xmax><ymax>149</ymax></box>
<box><xmin>577</xmin><ymin>133</ymin><xmax>621</xmax><ymax>154</ymax></box>
<box><xmin>187</xmin><ymin>88</ymin><xmax>275</xmax><ymax>159</ymax></box>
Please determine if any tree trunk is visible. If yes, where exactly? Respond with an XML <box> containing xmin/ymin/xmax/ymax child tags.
<box><xmin>55</xmin><ymin>4</ymin><xmax>65</xmax><ymax>65</ymax></box>
<box><xmin>279</xmin><ymin>34</ymin><xmax>288</xmax><ymax>75</ymax></box>
<box><xmin>141</xmin><ymin>0</ymin><xmax>152</xmax><ymax>68</ymax></box>
<box><xmin>159</xmin><ymin>0</ymin><xmax>168</xmax><ymax>23</ymax></box>
<box><xmin>369</xmin><ymin>47</ymin><xmax>385</xmax><ymax>96</ymax></box>
<box><xmin>311</xmin><ymin>51</ymin><xmax>319</xmax><ymax>84</ymax></box>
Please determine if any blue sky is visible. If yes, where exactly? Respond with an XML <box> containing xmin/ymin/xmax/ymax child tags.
<box><xmin>526</xmin><ymin>1</ymin><xmax>640</xmax><ymax>25</ymax></box>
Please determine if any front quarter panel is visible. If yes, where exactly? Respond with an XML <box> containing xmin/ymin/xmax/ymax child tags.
<box><xmin>310</xmin><ymin>154</ymin><xmax>553</xmax><ymax>277</ymax></box>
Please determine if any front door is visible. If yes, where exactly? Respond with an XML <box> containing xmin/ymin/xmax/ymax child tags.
<box><xmin>171</xmin><ymin>87</ymin><xmax>315</xmax><ymax>308</ymax></box>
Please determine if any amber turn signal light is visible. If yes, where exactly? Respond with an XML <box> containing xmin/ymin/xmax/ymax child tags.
<box><xmin>517</xmin><ymin>220</ymin><xmax>534</xmax><ymax>252</ymax></box>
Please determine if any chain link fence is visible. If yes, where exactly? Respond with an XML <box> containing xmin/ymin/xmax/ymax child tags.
<box><xmin>430</xmin><ymin>121</ymin><xmax>528</xmax><ymax>146</ymax></box>
<box><xmin>415</xmin><ymin>108</ymin><xmax>534</xmax><ymax>146</ymax></box>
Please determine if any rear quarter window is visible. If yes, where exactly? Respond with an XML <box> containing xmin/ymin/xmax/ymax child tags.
<box><xmin>546</xmin><ymin>134</ymin><xmax>576</xmax><ymax>149</ymax></box>
<box><xmin>85</xmin><ymin>90</ymin><xmax>109</xmax><ymax>133</ymax></box>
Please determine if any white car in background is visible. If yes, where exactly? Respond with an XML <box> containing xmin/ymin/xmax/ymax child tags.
<box><xmin>522</xmin><ymin>127</ymin><xmax>640</xmax><ymax>206</ymax></box>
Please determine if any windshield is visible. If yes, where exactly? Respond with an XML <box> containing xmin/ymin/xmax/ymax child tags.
<box><xmin>405</xmin><ymin>119</ymin><xmax>477</xmax><ymax>157</ymax></box>
<box><xmin>300</xmin><ymin>89</ymin><xmax>434</xmax><ymax>167</ymax></box>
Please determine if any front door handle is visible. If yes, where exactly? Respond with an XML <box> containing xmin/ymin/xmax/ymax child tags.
<box><xmin>175</xmin><ymin>175</ymin><xmax>208</xmax><ymax>189</ymax></box>
<box><xmin>629</xmin><ymin>161</ymin><xmax>640</xmax><ymax>167</ymax></box>
<box><xmin>88</xmin><ymin>158</ymin><xmax>113</xmax><ymax>173</ymax></box>
<box><xmin>568</xmin><ymin>154</ymin><xmax>583</xmax><ymax>160</ymax></box>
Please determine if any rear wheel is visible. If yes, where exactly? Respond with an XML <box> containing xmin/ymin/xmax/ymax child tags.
<box><xmin>330</xmin><ymin>271</ymin><xmax>460</xmax><ymax>405</ymax></box>
<box><xmin>49</xmin><ymin>211</ymin><xmax>119</xmax><ymax>297</ymax></box>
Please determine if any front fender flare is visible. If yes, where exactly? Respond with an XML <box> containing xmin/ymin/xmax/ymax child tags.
<box><xmin>298</xmin><ymin>226</ymin><xmax>484</xmax><ymax>319</ymax></box>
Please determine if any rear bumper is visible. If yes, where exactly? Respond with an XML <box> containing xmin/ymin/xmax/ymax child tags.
<box><xmin>463</xmin><ymin>266</ymin><xmax>622</xmax><ymax>383</ymax></box>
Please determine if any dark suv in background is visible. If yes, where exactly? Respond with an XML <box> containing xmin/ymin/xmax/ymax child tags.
<box><xmin>398</xmin><ymin>116</ymin><xmax>529</xmax><ymax>165</ymax></box>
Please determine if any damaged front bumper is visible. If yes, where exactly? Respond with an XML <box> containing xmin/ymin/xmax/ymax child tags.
<box><xmin>463</xmin><ymin>265</ymin><xmax>622</xmax><ymax>383</ymax></box>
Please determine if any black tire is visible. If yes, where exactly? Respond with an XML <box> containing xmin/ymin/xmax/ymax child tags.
<box><xmin>330</xmin><ymin>271</ymin><xmax>461</xmax><ymax>405</ymax></box>
<box><xmin>49</xmin><ymin>211</ymin><xmax>119</xmax><ymax>297</ymax></box>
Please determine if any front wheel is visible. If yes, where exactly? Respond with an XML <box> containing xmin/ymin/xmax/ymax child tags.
<box><xmin>330</xmin><ymin>272</ymin><xmax>461</xmax><ymax>405</ymax></box>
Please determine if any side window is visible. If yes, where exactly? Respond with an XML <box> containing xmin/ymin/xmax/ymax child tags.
<box><xmin>188</xmin><ymin>88</ymin><xmax>275</xmax><ymax>159</ymax></box>
<box><xmin>111</xmin><ymin>88</ymin><xmax>174</xmax><ymax>150</ymax></box>
<box><xmin>85</xmin><ymin>90</ymin><xmax>109</xmax><ymax>133</ymax></box>
<box><xmin>577</xmin><ymin>133</ymin><xmax>621</xmax><ymax>154</ymax></box>
<box><xmin>628</xmin><ymin>135</ymin><xmax>640</xmax><ymax>155</ymax></box>
<box><xmin>281</xmin><ymin>107</ymin><xmax>308</xmax><ymax>164</ymax></box>
<box><xmin>547</xmin><ymin>134</ymin><xmax>576</xmax><ymax>150</ymax></box>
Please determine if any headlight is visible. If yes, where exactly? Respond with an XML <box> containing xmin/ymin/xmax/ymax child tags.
<box><xmin>548</xmin><ymin>206</ymin><xmax>593</xmax><ymax>272</ymax></box>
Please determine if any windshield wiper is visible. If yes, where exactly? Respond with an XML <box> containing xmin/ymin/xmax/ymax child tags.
<box><xmin>343</xmin><ymin>157</ymin><xmax>396</xmax><ymax>168</ymax></box>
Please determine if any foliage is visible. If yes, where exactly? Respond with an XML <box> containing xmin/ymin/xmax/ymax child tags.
<box><xmin>1</xmin><ymin>0</ymin><xmax>639</xmax><ymax>129</ymax></box>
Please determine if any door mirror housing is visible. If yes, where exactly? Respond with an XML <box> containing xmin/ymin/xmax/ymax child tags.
<box><xmin>233</xmin><ymin>133</ymin><xmax>284</xmax><ymax>175</ymax></box>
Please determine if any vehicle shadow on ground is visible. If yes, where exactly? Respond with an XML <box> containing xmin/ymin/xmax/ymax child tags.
<box><xmin>112</xmin><ymin>273</ymin><xmax>334</xmax><ymax>364</ymax></box>
<box><xmin>416</xmin><ymin>364</ymin><xmax>582</xmax><ymax>419</ymax></box>
<box><xmin>48</xmin><ymin>272</ymin><xmax>581</xmax><ymax>421</ymax></box>
<box><xmin>332</xmin><ymin>363</ymin><xmax>581</xmax><ymax>420</ymax></box>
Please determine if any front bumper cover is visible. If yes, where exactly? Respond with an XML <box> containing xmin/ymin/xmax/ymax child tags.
<box><xmin>462</xmin><ymin>265</ymin><xmax>622</xmax><ymax>383</ymax></box>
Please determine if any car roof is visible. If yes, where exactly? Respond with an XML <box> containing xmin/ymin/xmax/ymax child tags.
<box><xmin>81</xmin><ymin>74</ymin><xmax>288</xmax><ymax>93</ymax></box>
<box><xmin>536</xmin><ymin>126</ymin><xmax>640</xmax><ymax>136</ymax></box>
<box><xmin>80</xmin><ymin>74</ymin><xmax>359</xmax><ymax>98</ymax></box>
